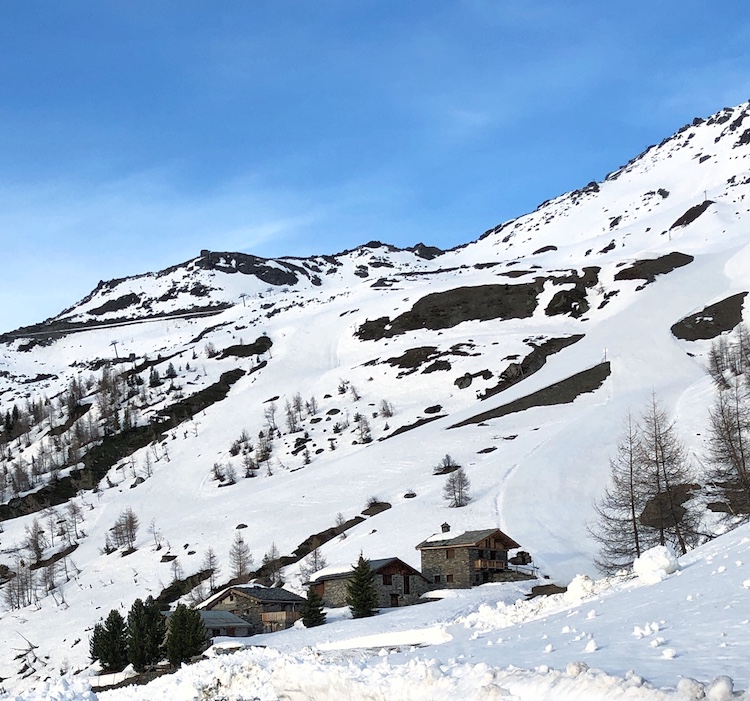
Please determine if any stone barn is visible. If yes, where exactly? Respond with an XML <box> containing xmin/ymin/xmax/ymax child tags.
<box><xmin>416</xmin><ymin>527</ymin><xmax>533</xmax><ymax>588</ymax></box>
<box><xmin>309</xmin><ymin>557</ymin><xmax>432</xmax><ymax>608</ymax></box>
<box><xmin>204</xmin><ymin>584</ymin><xmax>304</xmax><ymax>634</ymax></box>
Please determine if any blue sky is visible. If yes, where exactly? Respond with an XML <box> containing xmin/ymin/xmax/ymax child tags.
<box><xmin>1</xmin><ymin>1</ymin><xmax>750</xmax><ymax>332</ymax></box>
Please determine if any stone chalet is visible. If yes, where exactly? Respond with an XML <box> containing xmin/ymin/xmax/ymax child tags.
<box><xmin>309</xmin><ymin>557</ymin><xmax>432</xmax><ymax>608</ymax></box>
<box><xmin>203</xmin><ymin>585</ymin><xmax>305</xmax><ymax>634</ymax></box>
<box><xmin>416</xmin><ymin>527</ymin><xmax>532</xmax><ymax>588</ymax></box>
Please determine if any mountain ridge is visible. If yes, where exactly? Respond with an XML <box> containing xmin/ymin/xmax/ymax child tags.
<box><xmin>2</xmin><ymin>97</ymin><xmax>750</xmax><ymax>693</ymax></box>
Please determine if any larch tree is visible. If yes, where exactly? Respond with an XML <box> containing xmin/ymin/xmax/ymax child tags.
<box><xmin>229</xmin><ymin>531</ymin><xmax>253</xmax><ymax>580</ymax></box>
<box><xmin>590</xmin><ymin>413</ymin><xmax>647</xmax><ymax>574</ymax></box>
<box><xmin>706</xmin><ymin>378</ymin><xmax>750</xmax><ymax>519</ymax></box>
<box><xmin>443</xmin><ymin>468</ymin><xmax>471</xmax><ymax>507</ymax></box>
<box><xmin>637</xmin><ymin>394</ymin><xmax>700</xmax><ymax>555</ymax></box>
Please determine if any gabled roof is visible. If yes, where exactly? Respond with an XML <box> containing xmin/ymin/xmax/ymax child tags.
<box><xmin>230</xmin><ymin>585</ymin><xmax>305</xmax><ymax>603</ymax></box>
<box><xmin>415</xmin><ymin>528</ymin><xmax>520</xmax><ymax>550</ymax></box>
<box><xmin>206</xmin><ymin>584</ymin><xmax>305</xmax><ymax>606</ymax></box>
<box><xmin>308</xmin><ymin>557</ymin><xmax>426</xmax><ymax>584</ymax></box>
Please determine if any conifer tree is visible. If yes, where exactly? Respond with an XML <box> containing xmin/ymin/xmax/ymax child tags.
<box><xmin>90</xmin><ymin>609</ymin><xmax>128</xmax><ymax>672</ymax></box>
<box><xmin>166</xmin><ymin>603</ymin><xmax>206</xmax><ymax>666</ymax></box>
<box><xmin>301</xmin><ymin>586</ymin><xmax>326</xmax><ymax>627</ymax></box>
<box><xmin>126</xmin><ymin>596</ymin><xmax>166</xmax><ymax>672</ymax></box>
<box><xmin>590</xmin><ymin>414</ymin><xmax>646</xmax><ymax>574</ymax></box>
<box><xmin>706</xmin><ymin>379</ymin><xmax>750</xmax><ymax>518</ymax></box>
<box><xmin>345</xmin><ymin>554</ymin><xmax>378</xmax><ymax>618</ymax></box>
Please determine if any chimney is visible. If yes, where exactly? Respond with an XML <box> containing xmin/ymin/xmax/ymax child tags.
<box><xmin>441</xmin><ymin>522</ymin><xmax>450</xmax><ymax>533</ymax></box>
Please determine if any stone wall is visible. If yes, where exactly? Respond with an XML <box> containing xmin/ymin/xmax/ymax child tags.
<box><xmin>420</xmin><ymin>548</ymin><xmax>473</xmax><ymax>588</ymax></box>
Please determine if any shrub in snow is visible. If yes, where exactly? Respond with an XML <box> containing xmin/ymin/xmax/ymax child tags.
<box><xmin>632</xmin><ymin>545</ymin><xmax>679</xmax><ymax>584</ymax></box>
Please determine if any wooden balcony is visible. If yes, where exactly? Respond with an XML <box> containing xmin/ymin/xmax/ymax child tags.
<box><xmin>473</xmin><ymin>559</ymin><xmax>506</xmax><ymax>570</ymax></box>
<box><xmin>261</xmin><ymin>610</ymin><xmax>301</xmax><ymax>624</ymax></box>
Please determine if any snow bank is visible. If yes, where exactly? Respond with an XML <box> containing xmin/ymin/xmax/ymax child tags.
<box><xmin>633</xmin><ymin>546</ymin><xmax>679</xmax><ymax>585</ymax></box>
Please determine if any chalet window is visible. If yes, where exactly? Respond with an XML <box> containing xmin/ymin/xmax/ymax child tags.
<box><xmin>446</xmin><ymin>548</ymin><xmax>455</xmax><ymax>559</ymax></box>
<box><xmin>476</xmin><ymin>549</ymin><xmax>484</xmax><ymax>559</ymax></box>
<box><xmin>403</xmin><ymin>575</ymin><xmax>410</xmax><ymax>594</ymax></box>
<box><xmin>434</xmin><ymin>574</ymin><xmax>442</xmax><ymax>584</ymax></box>
<box><xmin>446</xmin><ymin>574</ymin><xmax>454</xmax><ymax>583</ymax></box>
<box><xmin>382</xmin><ymin>574</ymin><xmax>393</xmax><ymax>585</ymax></box>
<box><xmin>490</xmin><ymin>550</ymin><xmax>497</xmax><ymax>559</ymax></box>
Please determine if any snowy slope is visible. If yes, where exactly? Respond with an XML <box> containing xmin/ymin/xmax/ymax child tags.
<box><xmin>2</xmin><ymin>100</ymin><xmax>750</xmax><ymax>696</ymax></box>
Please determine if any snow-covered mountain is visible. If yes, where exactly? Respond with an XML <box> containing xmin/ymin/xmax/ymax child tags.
<box><xmin>3</xmin><ymin>99</ymin><xmax>750</xmax><ymax>698</ymax></box>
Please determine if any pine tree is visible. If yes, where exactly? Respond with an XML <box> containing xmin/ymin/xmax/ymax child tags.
<box><xmin>166</xmin><ymin>603</ymin><xmax>206</xmax><ymax>667</ymax></box>
<box><xmin>301</xmin><ymin>586</ymin><xmax>326</xmax><ymax>627</ymax></box>
<box><xmin>345</xmin><ymin>554</ymin><xmax>378</xmax><ymax>618</ymax></box>
<box><xmin>90</xmin><ymin>609</ymin><xmax>128</xmax><ymax>672</ymax></box>
<box><xmin>127</xmin><ymin>596</ymin><xmax>166</xmax><ymax>672</ymax></box>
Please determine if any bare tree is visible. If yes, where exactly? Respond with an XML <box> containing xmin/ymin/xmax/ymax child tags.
<box><xmin>24</xmin><ymin>518</ymin><xmax>47</xmax><ymax>564</ymax></box>
<box><xmin>147</xmin><ymin>518</ymin><xmax>162</xmax><ymax>550</ymax></box>
<box><xmin>229</xmin><ymin>531</ymin><xmax>253</xmax><ymax>580</ymax></box>
<box><xmin>298</xmin><ymin>545</ymin><xmax>328</xmax><ymax>584</ymax></box>
<box><xmin>202</xmin><ymin>547</ymin><xmax>221</xmax><ymax>591</ymax></box>
<box><xmin>637</xmin><ymin>395</ymin><xmax>700</xmax><ymax>555</ymax></box>
<box><xmin>66</xmin><ymin>502</ymin><xmax>83</xmax><ymax>540</ymax></box>
<box><xmin>379</xmin><ymin>399</ymin><xmax>394</xmax><ymax>418</ymax></box>
<box><xmin>443</xmin><ymin>468</ymin><xmax>471</xmax><ymax>507</ymax></box>
<box><xmin>285</xmin><ymin>400</ymin><xmax>300</xmax><ymax>433</ymax></box>
<box><xmin>263</xmin><ymin>402</ymin><xmax>278</xmax><ymax>433</ymax></box>
<box><xmin>262</xmin><ymin>542</ymin><xmax>282</xmax><ymax>584</ymax></box>
<box><xmin>111</xmin><ymin>508</ymin><xmax>139</xmax><ymax>550</ymax></box>
<box><xmin>306</xmin><ymin>396</ymin><xmax>319</xmax><ymax>416</ymax></box>
<box><xmin>292</xmin><ymin>393</ymin><xmax>304</xmax><ymax>421</ymax></box>
<box><xmin>706</xmin><ymin>379</ymin><xmax>750</xmax><ymax>519</ymax></box>
<box><xmin>590</xmin><ymin>413</ymin><xmax>647</xmax><ymax>574</ymax></box>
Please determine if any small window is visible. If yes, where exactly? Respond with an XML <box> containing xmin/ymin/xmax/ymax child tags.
<box><xmin>446</xmin><ymin>548</ymin><xmax>455</xmax><ymax>559</ymax></box>
<box><xmin>446</xmin><ymin>574</ymin><xmax>454</xmax><ymax>583</ymax></box>
<box><xmin>382</xmin><ymin>574</ymin><xmax>393</xmax><ymax>585</ymax></box>
<box><xmin>434</xmin><ymin>574</ymin><xmax>442</xmax><ymax>584</ymax></box>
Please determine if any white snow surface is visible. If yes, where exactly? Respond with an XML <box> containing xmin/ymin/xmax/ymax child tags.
<box><xmin>3</xmin><ymin>100</ymin><xmax>750</xmax><ymax>698</ymax></box>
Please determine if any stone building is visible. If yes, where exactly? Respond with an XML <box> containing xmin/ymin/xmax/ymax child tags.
<box><xmin>203</xmin><ymin>584</ymin><xmax>304</xmax><ymax>634</ymax></box>
<box><xmin>416</xmin><ymin>526</ymin><xmax>533</xmax><ymax>588</ymax></box>
<box><xmin>309</xmin><ymin>557</ymin><xmax>432</xmax><ymax>608</ymax></box>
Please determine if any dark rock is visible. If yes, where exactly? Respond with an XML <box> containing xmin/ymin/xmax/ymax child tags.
<box><xmin>614</xmin><ymin>252</ymin><xmax>694</xmax><ymax>282</ymax></box>
<box><xmin>669</xmin><ymin>201</ymin><xmax>713</xmax><ymax>230</ymax></box>
<box><xmin>356</xmin><ymin>282</ymin><xmax>543</xmax><ymax>341</ymax></box>
<box><xmin>671</xmin><ymin>292</ymin><xmax>747</xmax><ymax>341</ymax></box>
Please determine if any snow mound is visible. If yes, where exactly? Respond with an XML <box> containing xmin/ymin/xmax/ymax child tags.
<box><xmin>633</xmin><ymin>546</ymin><xmax>679</xmax><ymax>584</ymax></box>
